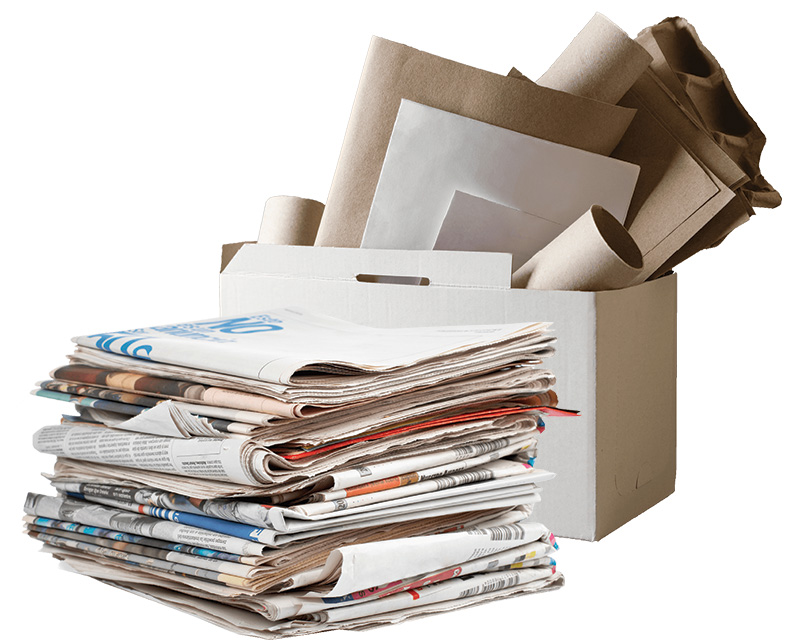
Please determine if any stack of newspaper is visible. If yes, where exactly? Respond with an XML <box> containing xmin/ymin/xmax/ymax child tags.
<box><xmin>24</xmin><ymin>308</ymin><xmax>569</xmax><ymax>635</ymax></box>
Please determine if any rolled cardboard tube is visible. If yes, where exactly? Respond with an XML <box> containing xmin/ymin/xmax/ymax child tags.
<box><xmin>537</xmin><ymin>13</ymin><xmax>652</xmax><ymax>105</ymax></box>
<box><xmin>257</xmin><ymin>195</ymin><xmax>325</xmax><ymax>246</ymax></box>
<box><xmin>511</xmin><ymin>205</ymin><xmax>643</xmax><ymax>291</ymax></box>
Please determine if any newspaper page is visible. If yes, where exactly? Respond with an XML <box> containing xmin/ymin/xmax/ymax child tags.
<box><xmin>57</xmin><ymin>556</ymin><xmax>562</xmax><ymax>636</ymax></box>
<box><xmin>69</xmin><ymin>334</ymin><xmax>554</xmax><ymax>404</ymax></box>
<box><xmin>310</xmin><ymin>521</ymin><xmax>552</xmax><ymax>597</ymax></box>
<box><xmin>71</xmin><ymin>308</ymin><xmax>552</xmax><ymax>383</ymax></box>
<box><xmin>256</xmin><ymin>539</ymin><xmax>556</xmax><ymax>620</ymax></box>
<box><xmin>33</xmin><ymin>411</ymin><xmax>543</xmax><ymax>489</ymax></box>
<box><xmin>24</xmin><ymin>493</ymin><xmax>266</xmax><ymax>556</ymax></box>
<box><xmin>46</xmin><ymin>478</ymin><xmax>543</xmax><ymax>546</ymax></box>
<box><xmin>32</xmin><ymin>424</ymin><xmax>257</xmax><ymax>485</ymax></box>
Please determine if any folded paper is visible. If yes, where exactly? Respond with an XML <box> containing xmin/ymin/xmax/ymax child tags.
<box><xmin>512</xmin><ymin>205</ymin><xmax>643</xmax><ymax>291</ymax></box>
<box><xmin>257</xmin><ymin>196</ymin><xmax>325</xmax><ymax>246</ymax></box>
<box><xmin>315</xmin><ymin>36</ymin><xmax>637</xmax><ymax>248</ymax></box>
<box><xmin>361</xmin><ymin>101</ymin><xmax>639</xmax><ymax>252</ymax></box>
<box><xmin>433</xmin><ymin>192</ymin><xmax>566</xmax><ymax>272</ymax></box>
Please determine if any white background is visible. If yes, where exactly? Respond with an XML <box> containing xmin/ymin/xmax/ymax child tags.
<box><xmin>2</xmin><ymin>1</ymin><xmax>798</xmax><ymax>638</ymax></box>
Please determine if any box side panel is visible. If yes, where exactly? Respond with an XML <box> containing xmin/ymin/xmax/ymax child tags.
<box><xmin>501</xmin><ymin>291</ymin><xmax>598</xmax><ymax>542</ymax></box>
<box><xmin>594</xmin><ymin>273</ymin><xmax>677</xmax><ymax>539</ymax></box>
<box><xmin>221</xmin><ymin>269</ymin><xmax>599</xmax><ymax>540</ymax></box>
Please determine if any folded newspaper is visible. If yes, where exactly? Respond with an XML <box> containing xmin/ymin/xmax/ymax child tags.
<box><xmin>24</xmin><ymin>309</ymin><xmax>570</xmax><ymax>636</ymax></box>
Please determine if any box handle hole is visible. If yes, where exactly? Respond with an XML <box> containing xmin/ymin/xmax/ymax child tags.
<box><xmin>355</xmin><ymin>274</ymin><xmax>431</xmax><ymax>286</ymax></box>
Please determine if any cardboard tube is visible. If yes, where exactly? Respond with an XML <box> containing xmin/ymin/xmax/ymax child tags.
<box><xmin>537</xmin><ymin>13</ymin><xmax>652</xmax><ymax>105</ymax></box>
<box><xmin>511</xmin><ymin>205</ymin><xmax>643</xmax><ymax>291</ymax></box>
<box><xmin>257</xmin><ymin>196</ymin><xmax>325</xmax><ymax>246</ymax></box>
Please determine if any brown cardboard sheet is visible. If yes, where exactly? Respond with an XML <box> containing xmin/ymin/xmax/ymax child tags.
<box><xmin>537</xmin><ymin>13</ymin><xmax>653</xmax><ymax>105</ymax></box>
<box><xmin>651</xmin><ymin>190</ymin><xmax>752</xmax><ymax>278</ymax></box>
<box><xmin>257</xmin><ymin>196</ymin><xmax>325</xmax><ymax>246</ymax></box>
<box><xmin>512</xmin><ymin>205</ymin><xmax>643</xmax><ymax>291</ymax></box>
<box><xmin>314</xmin><ymin>36</ymin><xmax>637</xmax><ymax>248</ymax></box>
<box><xmin>612</xmin><ymin>72</ymin><xmax>738</xmax><ymax>281</ymax></box>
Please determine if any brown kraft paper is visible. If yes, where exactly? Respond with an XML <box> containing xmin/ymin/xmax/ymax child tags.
<box><xmin>637</xmin><ymin>17</ymin><xmax>781</xmax><ymax>209</ymax></box>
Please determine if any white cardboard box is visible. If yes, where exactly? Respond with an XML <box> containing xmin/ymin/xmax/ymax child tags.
<box><xmin>220</xmin><ymin>243</ymin><xmax>677</xmax><ymax>540</ymax></box>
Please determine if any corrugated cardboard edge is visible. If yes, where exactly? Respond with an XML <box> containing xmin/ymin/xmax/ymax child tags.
<box><xmin>594</xmin><ymin>273</ymin><xmax>677</xmax><ymax>539</ymax></box>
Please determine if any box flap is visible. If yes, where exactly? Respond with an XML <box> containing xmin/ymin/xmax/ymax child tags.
<box><xmin>222</xmin><ymin>244</ymin><xmax>513</xmax><ymax>289</ymax></box>
<box><xmin>220</xmin><ymin>241</ymin><xmax>254</xmax><ymax>273</ymax></box>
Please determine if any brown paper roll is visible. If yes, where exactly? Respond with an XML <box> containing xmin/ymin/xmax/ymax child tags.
<box><xmin>537</xmin><ymin>13</ymin><xmax>652</xmax><ymax>105</ymax></box>
<box><xmin>257</xmin><ymin>196</ymin><xmax>325</xmax><ymax>246</ymax></box>
<box><xmin>511</xmin><ymin>205</ymin><xmax>643</xmax><ymax>291</ymax></box>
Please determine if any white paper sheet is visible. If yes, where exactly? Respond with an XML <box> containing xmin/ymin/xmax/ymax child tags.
<box><xmin>433</xmin><ymin>192</ymin><xmax>567</xmax><ymax>271</ymax></box>
<box><xmin>361</xmin><ymin>100</ymin><xmax>639</xmax><ymax>251</ymax></box>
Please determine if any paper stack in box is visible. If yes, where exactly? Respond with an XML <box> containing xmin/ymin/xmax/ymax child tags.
<box><xmin>258</xmin><ymin>14</ymin><xmax>779</xmax><ymax>293</ymax></box>
<box><xmin>24</xmin><ymin>308</ymin><xmax>574</xmax><ymax>635</ymax></box>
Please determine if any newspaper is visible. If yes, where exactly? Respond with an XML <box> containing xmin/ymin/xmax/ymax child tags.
<box><xmin>53</xmin><ymin>472</ymin><xmax>550</xmax><ymax>530</ymax></box>
<box><xmin>42</xmin><ymin>437</ymin><xmax>540</xmax><ymax>530</ymax></box>
<box><xmin>42</xmin><ymin>418</ymin><xmax>545</xmax><ymax>501</ymax></box>
<box><xmin>47</xmin><ymin>542</ymin><xmax>562</xmax><ymax>635</ymax></box>
<box><xmin>26</xmin><ymin>475</ymin><xmax>546</xmax><ymax>549</ymax></box>
<box><xmin>26</xmin><ymin>495</ymin><xmax>545</xmax><ymax>592</ymax></box>
<box><xmin>32</xmin><ymin>410</ymin><xmax>546</xmax><ymax>490</ymax></box>
<box><xmin>254</xmin><ymin>540</ymin><xmax>557</xmax><ymax>620</ymax></box>
<box><xmin>70</xmin><ymin>308</ymin><xmax>553</xmax><ymax>384</ymax></box>
<box><xmin>68</xmin><ymin>332</ymin><xmax>554</xmax><ymax>404</ymax></box>
<box><xmin>34</xmin><ymin>513</ymin><xmax>561</xmax><ymax>607</ymax></box>
<box><xmin>38</xmin><ymin>363</ymin><xmax>558</xmax><ymax>435</ymax></box>
<box><xmin>25</xmin><ymin>308</ymin><xmax>567</xmax><ymax>636</ymax></box>
<box><xmin>75</xmin><ymin>572</ymin><xmax>561</xmax><ymax>636</ymax></box>
<box><xmin>24</xmin><ymin>504</ymin><xmax>525</xmax><ymax>569</ymax></box>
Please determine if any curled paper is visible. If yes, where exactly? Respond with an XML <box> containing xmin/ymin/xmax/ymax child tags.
<box><xmin>257</xmin><ymin>196</ymin><xmax>325</xmax><ymax>246</ymax></box>
<box><xmin>511</xmin><ymin>205</ymin><xmax>643</xmax><ymax>291</ymax></box>
<box><xmin>537</xmin><ymin>13</ymin><xmax>653</xmax><ymax>105</ymax></box>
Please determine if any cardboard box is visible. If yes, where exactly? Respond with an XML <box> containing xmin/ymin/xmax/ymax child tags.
<box><xmin>220</xmin><ymin>244</ymin><xmax>677</xmax><ymax>541</ymax></box>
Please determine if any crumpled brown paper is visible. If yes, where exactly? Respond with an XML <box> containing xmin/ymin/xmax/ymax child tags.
<box><xmin>637</xmin><ymin>16</ymin><xmax>781</xmax><ymax>209</ymax></box>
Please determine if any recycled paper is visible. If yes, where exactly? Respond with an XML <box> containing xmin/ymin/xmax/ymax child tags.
<box><xmin>524</xmin><ymin>13</ymin><xmax>773</xmax><ymax>281</ymax></box>
<box><xmin>361</xmin><ymin>101</ymin><xmax>639</xmax><ymax>252</ymax></box>
<box><xmin>315</xmin><ymin>36</ymin><xmax>637</xmax><ymax>248</ymax></box>
<box><xmin>512</xmin><ymin>205</ymin><xmax>643</xmax><ymax>291</ymax></box>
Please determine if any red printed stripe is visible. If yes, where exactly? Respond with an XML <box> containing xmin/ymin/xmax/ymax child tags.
<box><xmin>281</xmin><ymin>406</ymin><xmax>542</xmax><ymax>460</ymax></box>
